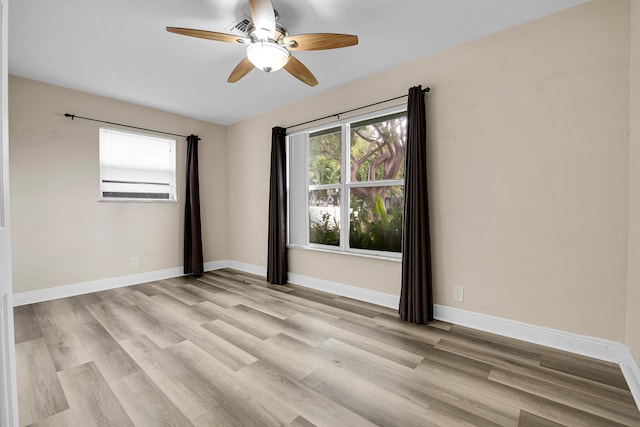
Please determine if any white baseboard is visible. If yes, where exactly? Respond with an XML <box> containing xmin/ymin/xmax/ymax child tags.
<box><xmin>620</xmin><ymin>347</ymin><xmax>640</xmax><ymax>409</ymax></box>
<box><xmin>13</xmin><ymin>267</ymin><xmax>185</xmax><ymax>306</ymax></box>
<box><xmin>13</xmin><ymin>261</ymin><xmax>236</xmax><ymax>306</ymax></box>
<box><xmin>433</xmin><ymin>305</ymin><xmax>626</xmax><ymax>364</ymax></box>
<box><xmin>11</xmin><ymin>259</ymin><xmax>640</xmax><ymax>409</ymax></box>
<box><xmin>287</xmin><ymin>272</ymin><xmax>400</xmax><ymax>309</ymax></box>
<box><xmin>226</xmin><ymin>260</ymin><xmax>267</xmax><ymax>277</ymax></box>
<box><xmin>203</xmin><ymin>260</ymin><xmax>229</xmax><ymax>272</ymax></box>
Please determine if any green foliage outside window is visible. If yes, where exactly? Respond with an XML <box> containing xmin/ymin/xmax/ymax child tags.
<box><xmin>309</xmin><ymin>212</ymin><xmax>340</xmax><ymax>246</ymax></box>
<box><xmin>307</xmin><ymin>112</ymin><xmax>406</xmax><ymax>253</ymax></box>
<box><xmin>309</xmin><ymin>128</ymin><xmax>341</xmax><ymax>185</ymax></box>
<box><xmin>349</xmin><ymin>193</ymin><xmax>403</xmax><ymax>252</ymax></box>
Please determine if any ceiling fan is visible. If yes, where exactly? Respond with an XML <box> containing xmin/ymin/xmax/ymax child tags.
<box><xmin>166</xmin><ymin>0</ymin><xmax>358</xmax><ymax>87</ymax></box>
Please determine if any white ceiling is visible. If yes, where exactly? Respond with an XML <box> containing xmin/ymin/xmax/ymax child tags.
<box><xmin>9</xmin><ymin>0</ymin><xmax>587</xmax><ymax>126</ymax></box>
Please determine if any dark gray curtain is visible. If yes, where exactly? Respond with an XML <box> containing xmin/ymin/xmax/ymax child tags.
<box><xmin>267</xmin><ymin>126</ymin><xmax>288</xmax><ymax>285</ymax></box>
<box><xmin>184</xmin><ymin>134</ymin><xmax>204</xmax><ymax>276</ymax></box>
<box><xmin>399</xmin><ymin>86</ymin><xmax>433</xmax><ymax>323</ymax></box>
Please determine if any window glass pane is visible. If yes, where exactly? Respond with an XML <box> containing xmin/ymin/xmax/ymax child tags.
<box><xmin>309</xmin><ymin>188</ymin><xmax>341</xmax><ymax>246</ymax></box>
<box><xmin>99</xmin><ymin>128</ymin><xmax>176</xmax><ymax>201</ymax></box>
<box><xmin>350</xmin><ymin>113</ymin><xmax>406</xmax><ymax>182</ymax></box>
<box><xmin>309</xmin><ymin>127</ymin><xmax>341</xmax><ymax>185</ymax></box>
<box><xmin>349</xmin><ymin>185</ymin><xmax>403</xmax><ymax>252</ymax></box>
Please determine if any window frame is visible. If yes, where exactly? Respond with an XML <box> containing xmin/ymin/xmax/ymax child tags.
<box><xmin>287</xmin><ymin>105</ymin><xmax>406</xmax><ymax>259</ymax></box>
<box><xmin>98</xmin><ymin>127</ymin><xmax>178</xmax><ymax>203</ymax></box>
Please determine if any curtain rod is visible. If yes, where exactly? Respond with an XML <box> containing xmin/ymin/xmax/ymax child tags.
<box><xmin>63</xmin><ymin>113</ymin><xmax>200</xmax><ymax>140</ymax></box>
<box><xmin>286</xmin><ymin>86</ymin><xmax>430</xmax><ymax>131</ymax></box>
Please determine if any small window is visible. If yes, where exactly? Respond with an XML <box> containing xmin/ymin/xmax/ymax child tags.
<box><xmin>99</xmin><ymin>128</ymin><xmax>176</xmax><ymax>202</ymax></box>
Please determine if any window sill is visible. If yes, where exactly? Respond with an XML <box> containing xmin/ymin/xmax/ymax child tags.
<box><xmin>98</xmin><ymin>198</ymin><xmax>178</xmax><ymax>203</ymax></box>
<box><xmin>287</xmin><ymin>244</ymin><xmax>402</xmax><ymax>263</ymax></box>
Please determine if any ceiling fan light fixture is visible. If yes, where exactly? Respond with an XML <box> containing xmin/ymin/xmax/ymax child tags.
<box><xmin>246</xmin><ymin>41</ymin><xmax>290</xmax><ymax>73</ymax></box>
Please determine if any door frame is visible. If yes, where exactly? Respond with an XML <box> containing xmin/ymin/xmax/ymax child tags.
<box><xmin>0</xmin><ymin>0</ymin><xmax>18</xmax><ymax>425</ymax></box>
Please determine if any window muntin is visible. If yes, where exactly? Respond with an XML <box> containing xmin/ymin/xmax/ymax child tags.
<box><xmin>288</xmin><ymin>107</ymin><xmax>406</xmax><ymax>256</ymax></box>
<box><xmin>99</xmin><ymin>128</ymin><xmax>177</xmax><ymax>202</ymax></box>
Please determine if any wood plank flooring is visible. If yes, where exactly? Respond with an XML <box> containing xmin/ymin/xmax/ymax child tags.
<box><xmin>13</xmin><ymin>269</ymin><xmax>640</xmax><ymax>426</ymax></box>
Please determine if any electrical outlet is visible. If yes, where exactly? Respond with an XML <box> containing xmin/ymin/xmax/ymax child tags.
<box><xmin>453</xmin><ymin>286</ymin><xmax>464</xmax><ymax>302</ymax></box>
<box><xmin>131</xmin><ymin>257</ymin><xmax>139</xmax><ymax>268</ymax></box>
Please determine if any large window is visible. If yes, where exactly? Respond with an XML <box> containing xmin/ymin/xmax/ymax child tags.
<box><xmin>288</xmin><ymin>108</ymin><xmax>406</xmax><ymax>256</ymax></box>
<box><xmin>99</xmin><ymin>128</ymin><xmax>177</xmax><ymax>202</ymax></box>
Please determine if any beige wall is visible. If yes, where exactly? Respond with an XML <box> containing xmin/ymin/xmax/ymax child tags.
<box><xmin>9</xmin><ymin>76</ymin><xmax>228</xmax><ymax>293</ymax></box>
<box><xmin>227</xmin><ymin>0</ymin><xmax>630</xmax><ymax>341</ymax></box>
<box><xmin>627</xmin><ymin>1</ymin><xmax>640</xmax><ymax>366</ymax></box>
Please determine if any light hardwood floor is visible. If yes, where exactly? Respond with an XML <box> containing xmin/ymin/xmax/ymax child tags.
<box><xmin>13</xmin><ymin>269</ymin><xmax>640</xmax><ymax>426</ymax></box>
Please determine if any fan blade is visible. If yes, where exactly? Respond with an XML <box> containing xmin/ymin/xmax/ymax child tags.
<box><xmin>228</xmin><ymin>58</ymin><xmax>255</xmax><ymax>83</ymax></box>
<box><xmin>249</xmin><ymin>0</ymin><xmax>276</xmax><ymax>39</ymax></box>
<box><xmin>284</xmin><ymin>56</ymin><xmax>318</xmax><ymax>87</ymax></box>
<box><xmin>166</xmin><ymin>27</ymin><xmax>250</xmax><ymax>44</ymax></box>
<box><xmin>283</xmin><ymin>33</ymin><xmax>358</xmax><ymax>51</ymax></box>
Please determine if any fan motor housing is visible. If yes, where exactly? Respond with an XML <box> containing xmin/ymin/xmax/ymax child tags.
<box><xmin>246</xmin><ymin>22</ymin><xmax>287</xmax><ymax>42</ymax></box>
<box><xmin>246</xmin><ymin>10</ymin><xmax>287</xmax><ymax>42</ymax></box>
